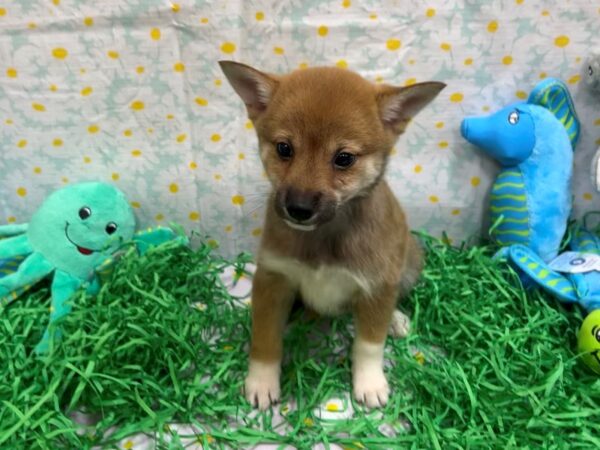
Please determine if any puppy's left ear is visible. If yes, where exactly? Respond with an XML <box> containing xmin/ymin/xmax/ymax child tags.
<box><xmin>376</xmin><ymin>82</ymin><xmax>446</xmax><ymax>134</ymax></box>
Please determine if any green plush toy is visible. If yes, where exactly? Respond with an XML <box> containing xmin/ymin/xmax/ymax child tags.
<box><xmin>0</xmin><ymin>182</ymin><xmax>187</xmax><ymax>354</ymax></box>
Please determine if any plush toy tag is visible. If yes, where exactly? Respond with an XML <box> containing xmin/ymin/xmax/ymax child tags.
<box><xmin>549</xmin><ymin>252</ymin><xmax>600</xmax><ymax>273</ymax></box>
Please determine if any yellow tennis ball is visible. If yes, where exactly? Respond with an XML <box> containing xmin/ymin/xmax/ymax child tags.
<box><xmin>577</xmin><ymin>309</ymin><xmax>600</xmax><ymax>374</ymax></box>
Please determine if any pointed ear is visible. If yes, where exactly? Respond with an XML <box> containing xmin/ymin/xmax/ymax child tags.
<box><xmin>376</xmin><ymin>82</ymin><xmax>446</xmax><ymax>134</ymax></box>
<box><xmin>219</xmin><ymin>61</ymin><xmax>279</xmax><ymax>120</ymax></box>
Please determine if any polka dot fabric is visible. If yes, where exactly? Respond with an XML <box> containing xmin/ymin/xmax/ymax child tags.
<box><xmin>0</xmin><ymin>0</ymin><xmax>599</xmax><ymax>256</ymax></box>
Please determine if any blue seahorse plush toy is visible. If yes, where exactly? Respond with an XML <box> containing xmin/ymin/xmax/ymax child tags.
<box><xmin>460</xmin><ymin>80</ymin><xmax>600</xmax><ymax>373</ymax></box>
<box><xmin>0</xmin><ymin>182</ymin><xmax>187</xmax><ymax>354</ymax></box>
<box><xmin>461</xmin><ymin>78</ymin><xmax>580</xmax><ymax>263</ymax></box>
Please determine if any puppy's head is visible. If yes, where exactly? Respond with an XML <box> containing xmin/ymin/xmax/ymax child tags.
<box><xmin>220</xmin><ymin>61</ymin><xmax>445</xmax><ymax>231</ymax></box>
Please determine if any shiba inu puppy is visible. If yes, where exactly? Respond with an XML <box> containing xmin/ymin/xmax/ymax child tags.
<box><xmin>219</xmin><ymin>61</ymin><xmax>445</xmax><ymax>409</ymax></box>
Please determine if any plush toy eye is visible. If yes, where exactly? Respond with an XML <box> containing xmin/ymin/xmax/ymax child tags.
<box><xmin>508</xmin><ymin>111</ymin><xmax>520</xmax><ymax>125</ymax></box>
<box><xmin>105</xmin><ymin>222</ymin><xmax>118</xmax><ymax>235</ymax></box>
<box><xmin>276</xmin><ymin>142</ymin><xmax>293</xmax><ymax>160</ymax></box>
<box><xmin>589</xmin><ymin>65</ymin><xmax>594</xmax><ymax>77</ymax></box>
<box><xmin>333</xmin><ymin>152</ymin><xmax>356</xmax><ymax>169</ymax></box>
<box><xmin>595</xmin><ymin>327</ymin><xmax>600</xmax><ymax>343</ymax></box>
<box><xmin>79</xmin><ymin>207</ymin><xmax>91</xmax><ymax>220</ymax></box>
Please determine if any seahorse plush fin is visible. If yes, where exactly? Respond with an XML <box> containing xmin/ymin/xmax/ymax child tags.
<box><xmin>528</xmin><ymin>78</ymin><xmax>580</xmax><ymax>148</ymax></box>
<box><xmin>570</xmin><ymin>227</ymin><xmax>600</xmax><ymax>254</ymax></box>
<box><xmin>507</xmin><ymin>245</ymin><xmax>579</xmax><ymax>303</ymax></box>
<box><xmin>565</xmin><ymin>228</ymin><xmax>600</xmax><ymax>311</ymax></box>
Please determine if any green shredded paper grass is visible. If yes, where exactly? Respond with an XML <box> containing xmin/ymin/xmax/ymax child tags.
<box><xmin>1</xmin><ymin>234</ymin><xmax>600</xmax><ymax>449</ymax></box>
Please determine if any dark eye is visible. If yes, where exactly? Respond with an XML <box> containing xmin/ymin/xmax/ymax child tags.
<box><xmin>589</xmin><ymin>65</ymin><xmax>594</xmax><ymax>77</ymax></box>
<box><xmin>79</xmin><ymin>207</ymin><xmax>91</xmax><ymax>220</ymax></box>
<box><xmin>508</xmin><ymin>111</ymin><xmax>519</xmax><ymax>125</ymax></box>
<box><xmin>333</xmin><ymin>152</ymin><xmax>356</xmax><ymax>169</ymax></box>
<box><xmin>276</xmin><ymin>142</ymin><xmax>293</xmax><ymax>160</ymax></box>
<box><xmin>105</xmin><ymin>222</ymin><xmax>118</xmax><ymax>235</ymax></box>
<box><xmin>595</xmin><ymin>327</ymin><xmax>600</xmax><ymax>343</ymax></box>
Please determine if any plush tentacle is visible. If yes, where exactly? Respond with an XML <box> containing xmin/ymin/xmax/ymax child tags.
<box><xmin>507</xmin><ymin>245</ymin><xmax>579</xmax><ymax>303</ymax></box>
<box><xmin>0</xmin><ymin>234</ymin><xmax>33</xmax><ymax>259</ymax></box>
<box><xmin>86</xmin><ymin>275</ymin><xmax>100</xmax><ymax>296</ymax></box>
<box><xmin>35</xmin><ymin>270</ymin><xmax>84</xmax><ymax>354</ymax></box>
<box><xmin>0</xmin><ymin>252</ymin><xmax>53</xmax><ymax>307</ymax></box>
<box><xmin>0</xmin><ymin>224</ymin><xmax>29</xmax><ymax>237</ymax></box>
<box><xmin>133</xmin><ymin>227</ymin><xmax>187</xmax><ymax>255</ymax></box>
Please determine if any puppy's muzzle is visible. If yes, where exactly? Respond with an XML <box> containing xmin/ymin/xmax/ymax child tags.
<box><xmin>276</xmin><ymin>188</ymin><xmax>336</xmax><ymax>230</ymax></box>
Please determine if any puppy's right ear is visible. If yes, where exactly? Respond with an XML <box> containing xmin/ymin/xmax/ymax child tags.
<box><xmin>219</xmin><ymin>61</ymin><xmax>279</xmax><ymax>120</ymax></box>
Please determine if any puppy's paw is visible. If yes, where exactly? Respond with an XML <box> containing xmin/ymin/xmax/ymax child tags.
<box><xmin>244</xmin><ymin>360</ymin><xmax>281</xmax><ymax>410</ymax></box>
<box><xmin>353</xmin><ymin>367</ymin><xmax>390</xmax><ymax>408</ymax></box>
<box><xmin>389</xmin><ymin>309</ymin><xmax>411</xmax><ymax>338</ymax></box>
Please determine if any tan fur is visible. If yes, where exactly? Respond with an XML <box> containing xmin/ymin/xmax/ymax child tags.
<box><xmin>219</xmin><ymin>61</ymin><xmax>444</xmax><ymax>409</ymax></box>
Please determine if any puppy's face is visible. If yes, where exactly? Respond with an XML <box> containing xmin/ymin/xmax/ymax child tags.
<box><xmin>220</xmin><ymin>62</ymin><xmax>445</xmax><ymax>231</ymax></box>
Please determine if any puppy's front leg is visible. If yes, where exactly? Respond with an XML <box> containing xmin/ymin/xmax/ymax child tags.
<box><xmin>245</xmin><ymin>266</ymin><xmax>295</xmax><ymax>410</ymax></box>
<box><xmin>352</xmin><ymin>284</ymin><xmax>397</xmax><ymax>408</ymax></box>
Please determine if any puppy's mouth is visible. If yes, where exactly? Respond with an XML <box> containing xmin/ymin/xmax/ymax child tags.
<box><xmin>279</xmin><ymin>208</ymin><xmax>337</xmax><ymax>232</ymax></box>
<box><xmin>277</xmin><ymin>205</ymin><xmax>335</xmax><ymax>232</ymax></box>
<box><xmin>284</xmin><ymin>220</ymin><xmax>317</xmax><ymax>231</ymax></box>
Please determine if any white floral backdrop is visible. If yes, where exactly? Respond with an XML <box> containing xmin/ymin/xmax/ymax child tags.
<box><xmin>1</xmin><ymin>1</ymin><xmax>600</xmax><ymax>448</ymax></box>
<box><xmin>0</xmin><ymin>0</ymin><xmax>599</xmax><ymax>259</ymax></box>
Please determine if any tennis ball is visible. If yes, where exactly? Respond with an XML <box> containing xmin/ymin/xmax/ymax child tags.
<box><xmin>577</xmin><ymin>309</ymin><xmax>600</xmax><ymax>374</ymax></box>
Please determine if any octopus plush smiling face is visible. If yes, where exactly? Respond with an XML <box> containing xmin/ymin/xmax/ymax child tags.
<box><xmin>27</xmin><ymin>182</ymin><xmax>136</xmax><ymax>280</ymax></box>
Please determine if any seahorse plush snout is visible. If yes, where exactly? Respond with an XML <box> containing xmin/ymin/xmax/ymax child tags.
<box><xmin>461</xmin><ymin>105</ymin><xmax>536</xmax><ymax>167</ymax></box>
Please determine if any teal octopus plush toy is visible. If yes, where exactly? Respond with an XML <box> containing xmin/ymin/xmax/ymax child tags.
<box><xmin>0</xmin><ymin>182</ymin><xmax>186</xmax><ymax>354</ymax></box>
<box><xmin>461</xmin><ymin>78</ymin><xmax>580</xmax><ymax>263</ymax></box>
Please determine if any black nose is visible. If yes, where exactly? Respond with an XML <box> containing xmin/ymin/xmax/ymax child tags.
<box><xmin>285</xmin><ymin>190</ymin><xmax>320</xmax><ymax>222</ymax></box>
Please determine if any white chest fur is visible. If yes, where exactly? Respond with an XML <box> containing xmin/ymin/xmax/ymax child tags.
<box><xmin>260</xmin><ymin>251</ymin><xmax>371</xmax><ymax>315</ymax></box>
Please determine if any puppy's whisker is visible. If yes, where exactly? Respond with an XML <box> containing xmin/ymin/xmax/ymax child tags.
<box><xmin>242</xmin><ymin>202</ymin><xmax>266</xmax><ymax>220</ymax></box>
<box><xmin>243</xmin><ymin>192</ymin><xmax>271</xmax><ymax>201</ymax></box>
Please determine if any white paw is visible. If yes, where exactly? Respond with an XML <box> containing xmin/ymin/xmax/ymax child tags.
<box><xmin>244</xmin><ymin>360</ymin><xmax>281</xmax><ymax>410</ymax></box>
<box><xmin>389</xmin><ymin>310</ymin><xmax>411</xmax><ymax>338</ymax></box>
<box><xmin>353</xmin><ymin>367</ymin><xmax>390</xmax><ymax>408</ymax></box>
<box><xmin>352</xmin><ymin>338</ymin><xmax>389</xmax><ymax>408</ymax></box>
